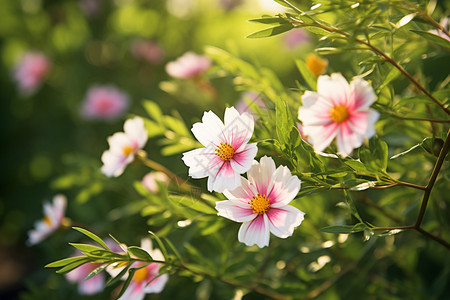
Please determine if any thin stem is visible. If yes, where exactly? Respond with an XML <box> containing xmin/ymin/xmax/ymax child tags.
<box><xmin>415</xmin><ymin>128</ymin><xmax>450</xmax><ymax>227</ymax></box>
<box><xmin>383</xmin><ymin>112</ymin><xmax>450</xmax><ymax>123</ymax></box>
<box><xmin>372</xmin><ymin>225</ymin><xmax>415</xmax><ymax>231</ymax></box>
<box><xmin>415</xmin><ymin>227</ymin><xmax>450</xmax><ymax>249</ymax></box>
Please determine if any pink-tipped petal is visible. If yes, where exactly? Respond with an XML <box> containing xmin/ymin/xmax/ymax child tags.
<box><xmin>182</xmin><ymin>147</ymin><xmax>221</xmax><ymax>179</ymax></box>
<box><xmin>267</xmin><ymin>206</ymin><xmax>305</xmax><ymax>238</ymax></box>
<box><xmin>118</xmin><ymin>281</ymin><xmax>145</xmax><ymax>300</ymax></box>
<box><xmin>336</xmin><ymin>122</ymin><xmax>363</xmax><ymax>156</ymax></box>
<box><xmin>268</xmin><ymin>166</ymin><xmax>301</xmax><ymax>207</ymax></box>
<box><xmin>349</xmin><ymin>78</ymin><xmax>376</xmax><ymax>111</ymax></box>
<box><xmin>123</xmin><ymin>117</ymin><xmax>147</xmax><ymax>148</ymax></box>
<box><xmin>317</xmin><ymin>73</ymin><xmax>350</xmax><ymax>106</ymax></box>
<box><xmin>144</xmin><ymin>273</ymin><xmax>169</xmax><ymax>294</ymax></box>
<box><xmin>247</xmin><ymin>156</ymin><xmax>276</xmax><ymax>196</ymax></box>
<box><xmin>303</xmin><ymin>122</ymin><xmax>339</xmax><ymax>153</ymax></box>
<box><xmin>224</xmin><ymin>107</ymin><xmax>254</xmax><ymax>150</ymax></box>
<box><xmin>230</xmin><ymin>143</ymin><xmax>258</xmax><ymax>174</ymax></box>
<box><xmin>216</xmin><ymin>200</ymin><xmax>256</xmax><ymax>222</ymax></box>
<box><xmin>238</xmin><ymin>214</ymin><xmax>270</xmax><ymax>248</ymax></box>
<box><xmin>78</xmin><ymin>272</ymin><xmax>105</xmax><ymax>295</ymax></box>
<box><xmin>191</xmin><ymin>111</ymin><xmax>226</xmax><ymax>146</ymax></box>
<box><xmin>209</xmin><ymin>161</ymin><xmax>240</xmax><ymax>192</ymax></box>
<box><xmin>223</xmin><ymin>177</ymin><xmax>257</xmax><ymax>207</ymax></box>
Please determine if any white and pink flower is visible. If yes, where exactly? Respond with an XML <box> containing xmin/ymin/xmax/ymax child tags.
<box><xmin>27</xmin><ymin>194</ymin><xmax>67</xmax><ymax>246</ymax></box>
<box><xmin>101</xmin><ymin>117</ymin><xmax>148</xmax><ymax>177</ymax></box>
<box><xmin>216</xmin><ymin>156</ymin><xmax>304</xmax><ymax>248</ymax></box>
<box><xmin>182</xmin><ymin>107</ymin><xmax>258</xmax><ymax>192</ymax></box>
<box><xmin>13</xmin><ymin>51</ymin><xmax>51</xmax><ymax>95</ymax></box>
<box><xmin>66</xmin><ymin>260</ymin><xmax>104</xmax><ymax>295</ymax></box>
<box><xmin>298</xmin><ymin>73</ymin><xmax>379</xmax><ymax>156</ymax></box>
<box><xmin>166</xmin><ymin>52</ymin><xmax>211</xmax><ymax>79</ymax></box>
<box><xmin>81</xmin><ymin>84</ymin><xmax>129</xmax><ymax>121</ymax></box>
<box><xmin>107</xmin><ymin>239</ymin><xmax>168</xmax><ymax>300</ymax></box>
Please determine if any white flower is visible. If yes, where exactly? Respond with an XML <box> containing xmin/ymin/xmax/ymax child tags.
<box><xmin>182</xmin><ymin>107</ymin><xmax>258</xmax><ymax>192</ymax></box>
<box><xmin>27</xmin><ymin>194</ymin><xmax>67</xmax><ymax>246</ymax></box>
<box><xmin>298</xmin><ymin>73</ymin><xmax>379</xmax><ymax>156</ymax></box>
<box><xmin>101</xmin><ymin>117</ymin><xmax>148</xmax><ymax>177</ymax></box>
<box><xmin>107</xmin><ymin>239</ymin><xmax>169</xmax><ymax>300</ymax></box>
<box><xmin>216</xmin><ymin>156</ymin><xmax>304</xmax><ymax>248</ymax></box>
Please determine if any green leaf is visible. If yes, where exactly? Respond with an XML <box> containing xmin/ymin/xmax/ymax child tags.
<box><xmin>295</xmin><ymin>59</ymin><xmax>317</xmax><ymax>90</ymax></box>
<box><xmin>168</xmin><ymin>195</ymin><xmax>217</xmax><ymax>215</ymax></box>
<box><xmin>148</xmin><ymin>231</ymin><xmax>169</xmax><ymax>260</ymax></box>
<box><xmin>84</xmin><ymin>265</ymin><xmax>108</xmax><ymax>281</ymax></box>
<box><xmin>303</xmin><ymin>26</ymin><xmax>330</xmax><ymax>36</ymax></box>
<box><xmin>161</xmin><ymin>237</ymin><xmax>183</xmax><ymax>263</ymax></box>
<box><xmin>127</xmin><ymin>246</ymin><xmax>153</xmax><ymax>261</ymax></box>
<box><xmin>117</xmin><ymin>268</ymin><xmax>137</xmax><ymax>298</ymax></box>
<box><xmin>55</xmin><ymin>258</ymin><xmax>91</xmax><ymax>274</ymax></box>
<box><xmin>421</xmin><ymin>137</ymin><xmax>444</xmax><ymax>157</ymax></box>
<box><xmin>320</xmin><ymin>225</ymin><xmax>355</xmax><ymax>234</ymax></box>
<box><xmin>69</xmin><ymin>243</ymin><xmax>105</xmax><ymax>253</ymax></box>
<box><xmin>105</xmin><ymin>263</ymin><xmax>131</xmax><ymax>287</ymax></box>
<box><xmin>143</xmin><ymin>100</ymin><xmax>163</xmax><ymax>123</ymax></box>
<box><xmin>332</xmin><ymin>178</ymin><xmax>369</xmax><ymax>189</ymax></box>
<box><xmin>378</xmin><ymin>67</ymin><xmax>401</xmax><ymax>91</ymax></box>
<box><xmin>276</xmin><ymin>98</ymin><xmax>294</xmax><ymax>146</ymax></box>
<box><xmin>45</xmin><ymin>256</ymin><xmax>87</xmax><ymax>268</ymax></box>
<box><xmin>411</xmin><ymin>30</ymin><xmax>450</xmax><ymax>48</ymax></box>
<box><xmin>246</xmin><ymin>23</ymin><xmax>294</xmax><ymax>38</ymax></box>
<box><xmin>248</xmin><ymin>17</ymin><xmax>289</xmax><ymax>25</ymax></box>
<box><xmin>72</xmin><ymin>227</ymin><xmax>110</xmax><ymax>250</ymax></box>
<box><xmin>344</xmin><ymin>160</ymin><xmax>369</xmax><ymax>173</ymax></box>
<box><xmin>359</xmin><ymin>137</ymin><xmax>388</xmax><ymax>172</ymax></box>
<box><xmin>390</xmin><ymin>144</ymin><xmax>421</xmax><ymax>159</ymax></box>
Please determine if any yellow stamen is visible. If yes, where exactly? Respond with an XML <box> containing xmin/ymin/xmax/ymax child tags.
<box><xmin>249</xmin><ymin>193</ymin><xmax>270</xmax><ymax>215</ymax></box>
<box><xmin>134</xmin><ymin>267</ymin><xmax>150</xmax><ymax>283</ymax></box>
<box><xmin>329</xmin><ymin>105</ymin><xmax>350</xmax><ymax>123</ymax></box>
<box><xmin>122</xmin><ymin>145</ymin><xmax>134</xmax><ymax>157</ymax></box>
<box><xmin>43</xmin><ymin>215</ymin><xmax>52</xmax><ymax>226</ymax></box>
<box><xmin>216</xmin><ymin>142</ymin><xmax>235</xmax><ymax>161</ymax></box>
<box><xmin>306</xmin><ymin>54</ymin><xmax>328</xmax><ymax>77</ymax></box>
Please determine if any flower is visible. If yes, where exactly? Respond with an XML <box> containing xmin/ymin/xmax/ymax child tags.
<box><xmin>107</xmin><ymin>239</ymin><xmax>168</xmax><ymax>300</ymax></box>
<box><xmin>215</xmin><ymin>156</ymin><xmax>304</xmax><ymax>248</ymax></box>
<box><xmin>306</xmin><ymin>54</ymin><xmax>328</xmax><ymax>77</ymax></box>
<box><xmin>131</xmin><ymin>40</ymin><xmax>164</xmax><ymax>64</ymax></box>
<box><xmin>27</xmin><ymin>194</ymin><xmax>67</xmax><ymax>246</ymax></box>
<box><xmin>182</xmin><ymin>107</ymin><xmax>258</xmax><ymax>192</ymax></box>
<box><xmin>235</xmin><ymin>91</ymin><xmax>266</xmax><ymax>121</ymax></box>
<box><xmin>66</xmin><ymin>261</ymin><xmax>104</xmax><ymax>295</ymax></box>
<box><xmin>428</xmin><ymin>17</ymin><xmax>450</xmax><ymax>41</ymax></box>
<box><xmin>13</xmin><ymin>51</ymin><xmax>51</xmax><ymax>95</ymax></box>
<box><xmin>298</xmin><ymin>73</ymin><xmax>379</xmax><ymax>156</ymax></box>
<box><xmin>101</xmin><ymin>117</ymin><xmax>148</xmax><ymax>177</ymax></box>
<box><xmin>81</xmin><ymin>84</ymin><xmax>129</xmax><ymax>121</ymax></box>
<box><xmin>142</xmin><ymin>172</ymin><xmax>170</xmax><ymax>193</ymax></box>
<box><xmin>166</xmin><ymin>52</ymin><xmax>211</xmax><ymax>79</ymax></box>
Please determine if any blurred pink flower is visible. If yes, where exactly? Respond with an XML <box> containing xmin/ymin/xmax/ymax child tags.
<box><xmin>216</xmin><ymin>156</ymin><xmax>304</xmax><ymax>248</ymax></box>
<box><xmin>107</xmin><ymin>239</ymin><xmax>168</xmax><ymax>300</ymax></box>
<box><xmin>235</xmin><ymin>91</ymin><xmax>266</xmax><ymax>121</ymax></box>
<box><xmin>66</xmin><ymin>261</ymin><xmax>104</xmax><ymax>295</ymax></box>
<box><xmin>142</xmin><ymin>172</ymin><xmax>170</xmax><ymax>193</ymax></box>
<box><xmin>79</xmin><ymin>0</ymin><xmax>101</xmax><ymax>16</ymax></box>
<box><xmin>131</xmin><ymin>40</ymin><xmax>164</xmax><ymax>65</ymax></box>
<box><xmin>429</xmin><ymin>17</ymin><xmax>450</xmax><ymax>41</ymax></box>
<box><xmin>81</xmin><ymin>84</ymin><xmax>129</xmax><ymax>121</ymax></box>
<box><xmin>298</xmin><ymin>73</ymin><xmax>379</xmax><ymax>156</ymax></box>
<box><xmin>13</xmin><ymin>51</ymin><xmax>51</xmax><ymax>95</ymax></box>
<box><xmin>27</xmin><ymin>194</ymin><xmax>67</xmax><ymax>246</ymax></box>
<box><xmin>182</xmin><ymin>107</ymin><xmax>258</xmax><ymax>192</ymax></box>
<box><xmin>166</xmin><ymin>52</ymin><xmax>211</xmax><ymax>79</ymax></box>
<box><xmin>101</xmin><ymin>117</ymin><xmax>148</xmax><ymax>177</ymax></box>
<box><xmin>283</xmin><ymin>28</ymin><xmax>310</xmax><ymax>49</ymax></box>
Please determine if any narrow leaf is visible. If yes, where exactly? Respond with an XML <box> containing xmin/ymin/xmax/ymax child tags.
<box><xmin>248</xmin><ymin>17</ymin><xmax>289</xmax><ymax>25</ymax></box>
<box><xmin>127</xmin><ymin>246</ymin><xmax>153</xmax><ymax>261</ymax></box>
<box><xmin>45</xmin><ymin>256</ymin><xmax>87</xmax><ymax>268</ymax></box>
<box><xmin>84</xmin><ymin>265</ymin><xmax>108</xmax><ymax>281</ymax></box>
<box><xmin>411</xmin><ymin>30</ymin><xmax>450</xmax><ymax>48</ymax></box>
<box><xmin>148</xmin><ymin>231</ymin><xmax>169</xmax><ymax>260</ymax></box>
<box><xmin>73</xmin><ymin>227</ymin><xmax>110</xmax><ymax>250</ymax></box>
<box><xmin>105</xmin><ymin>262</ymin><xmax>131</xmax><ymax>287</ymax></box>
<box><xmin>295</xmin><ymin>59</ymin><xmax>317</xmax><ymax>90</ymax></box>
<box><xmin>247</xmin><ymin>24</ymin><xmax>294</xmax><ymax>38</ymax></box>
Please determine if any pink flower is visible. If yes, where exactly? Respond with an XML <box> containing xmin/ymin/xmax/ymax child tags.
<box><xmin>107</xmin><ymin>239</ymin><xmax>168</xmax><ymax>300</ymax></box>
<box><xmin>298</xmin><ymin>73</ymin><xmax>379</xmax><ymax>156</ymax></box>
<box><xmin>101</xmin><ymin>117</ymin><xmax>148</xmax><ymax>177</ymax></box>
<box><xmin>429</xmin><ymin>17</ymin><xmax>450</xmax><ymax>41</ymax></box>
<box><xmin>27</xmin><ymin>194</ymin><xmax>67</xmax><ymax>246</ymax></box>
<box><xmin>216</xmin><ymin>156</ymin><xmax>304</xmax><ymax>248</ymax></box>
<box><xmin>166</xmin><ymin>52</ymin><xmax>211</xmax><ymax>79</ymax></box>
<box><xmin>79</xmin><ymin>0</ymin><xmax>101</xmax><ymax>16</ymax></box>
<box><xmin>66</xmin><ymin>261</ymin><xmax>104</xmax><ymax>295</ymax></box>
<box><xmin>131</xmin><ymin>40</ymin><xmax>164</xmax><ymax>65</ymax></box>
<box><xmin>235</xmin><ymin>91</ymin><xmax>266</xmax><ymax>121</ymax></box>
<box><xmin>81</xmin><ymin>84</ymin><xmax>129</xmax><ymax>121</ymax></box>
<box><xmin>13</xmin><ymin>51</ymin><xmax>51</xmax><ymax>95</ymax></box>
<box><xmin>142</xmin><ymin>172</ymin><xmax>170</xmax><ymax>193</ymax></box>
<box><xmin>283</xmin><ymin>28</ymin><xmax>310</xmax><ymax>49</ymax></box>
<box><xmin>182</xmin><ymin>107</ymin><xmax>258</xmax><ymax>192</ymax></box>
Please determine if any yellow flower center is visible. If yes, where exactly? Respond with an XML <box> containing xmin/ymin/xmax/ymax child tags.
<box><xmin>306</xmin><ymin>54</ymin><xmax>328</xmax><ymax>77</ymax></box>
<box><xmin>122</xmin><ymin>145</ymin><xmax>135</xmax><ymax>157</ymax></box>
<box><xmin>43</xmin><ymin>215</ymin><xmax>52</xmax><ymax>226</ymax></box>
<box><xmin>249</xmin><ymin>193</ymin><xmax>270</xmax><ymax>215</ymax></box>
<box><xmin>329</xmin><ymin>105</ymin><xmax>350</xmax><ymax>123</ymax></box>
<box><xmin>134</xmin><ymin>266</ymin><xmax>150</xmax><ymax>283</ymax></box>
<box><xmin>216</xmin><ymin>142</ymin><xmax>235</xmax><ymax>161</ymax></box>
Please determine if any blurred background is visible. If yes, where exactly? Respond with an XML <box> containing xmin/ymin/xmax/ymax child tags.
<box><xmin>1</xmin><ymin>0</ymin><xmax>449</xmax><ymax>299</ymax></box>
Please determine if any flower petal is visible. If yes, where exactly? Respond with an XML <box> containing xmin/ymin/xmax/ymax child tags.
<box><xmin>336</xmin><ymin>121</ymin><xmax>363</xmax><ymax>156</ymax></box>
<box><xmin>124</xmin><ymin>117</ymin><xmax>147</xmax><ymax>149</ymax></box>
<box><xmin>223</xmin><ymin>177</ymin><xmax>257</xmax><ymax>207</ymax></box>
<box><xmin>303</xmin><ymin>122</ymin><xmax>339</xmax><ymax>153</ymax></box>
<box><xmin>349</xmin><ymin>78</ymin><xmax>376</xmax><ymax>111</ymax></box>
<box><xmin>317</xmin><ymin>73</ymin><xmax>350</xmax><ymax>107</ymax></box>
<box><xmin>78</xmin><ymin>272</ymin><xmax>105</xmax><ymax>295</ymax></box>
<box><xmin>118</xmin><ymin>281</ymin><xmax>145</xmax><ymax>300</ymax></box>
<box><xmin>247</xmin><ymin>156</ymin><xmax>277</xmax><ymax>196</ymax></box>
<box><xmin>208</xmin><ymin>161</ymin><xmax>240</xmax><ymax>192</ymax></box>
<box><xmin>224</xmin><ymin>107</ymin><xmax>254</xmax><ymax>151</ymax></box>
<box><xmin>238</xmin><ymin>214</ymin><xmax>270</xmax><ymax>248</ymax></box>
<box><xmin>182</xmin><ymin>147</ymin><xmax>221</xmax><ymax>179</ymax></box>
<box><xmin>267</xmin><ymin>206</ymin><xmax>305</xmax><ymax>238</ymax></box>
<box><xmin>268</xmin><ymin>165</ymin><xmax>301</xmax><ymax>208</ymax></box>
<box><xmin>191</xmin><ymin>111</ymin><xmax>225</xmax><ymax>147</ymax></box>
<box><xmin>143</xmin><ymin>272</ymin><xmax>169</xmax><ymax>294</ymax></box>
<box><xmin>230</xmin><ymin>143</ymin><xmax>258</xmax><ymax>174</ymax></box>
<box><xmin>216</xmin><ymin>200</ymin><xmax>256</xmax><ymax>222</ymax></box>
